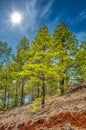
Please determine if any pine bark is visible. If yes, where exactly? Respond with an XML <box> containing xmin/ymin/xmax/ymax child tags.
<box><xmin>21</xmin><ymin>79</ymin><xmax>24</xmax><ymax>105</ymax></box>
<box><xmin>41</xmin><ymin>74</ymin><xmax>45</xmax><ymax>108</ymax></box>
<box><xmin>3</xmin><ymin>76</ymin><xmax>7</xmax><ymax>109</ymax></box>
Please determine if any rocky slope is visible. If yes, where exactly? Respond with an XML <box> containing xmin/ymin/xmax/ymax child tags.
<box><xmin>0</xmin><ymin>83</ymin><xmax>86</xmax><ymax>130</ymax></box>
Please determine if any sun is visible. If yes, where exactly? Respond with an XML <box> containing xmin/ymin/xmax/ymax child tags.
<box><xmin>11</xmin><ymin>12</ymin><xmax>22</xmax><ymax>24</ymax></box>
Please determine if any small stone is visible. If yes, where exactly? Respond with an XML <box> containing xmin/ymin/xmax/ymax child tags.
<box><xmin>52</xmin><ymin>126</ymin><xmax>57</xmax><ymax>130</ymax></box>
<box><xmin>61</xmin><ymin>123</ymin><xmax>74</xmax><ymax>130</ymax></box>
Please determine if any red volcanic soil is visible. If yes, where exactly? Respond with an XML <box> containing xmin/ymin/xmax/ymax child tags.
<box><xmin>0</xmin><ymin>112</ymin><xmax>86</xmax><ymax>130</ymax></box>
<box><xmin>0</xmin><ymin>86</ymin><xmax>86</xmax><ymax>130</ymax></box>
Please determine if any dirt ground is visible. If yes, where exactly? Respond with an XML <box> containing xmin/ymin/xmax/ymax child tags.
<box><xmin>0</xmin><ymin>87</ymin><xmax>86</xmax><ymax>130</ymax></box>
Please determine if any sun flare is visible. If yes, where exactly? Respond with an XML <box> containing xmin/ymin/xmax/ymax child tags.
<box><xmin>11</xmin><ymin>12</ymin><xmax>22</xmax><ymax>24</ymax></box>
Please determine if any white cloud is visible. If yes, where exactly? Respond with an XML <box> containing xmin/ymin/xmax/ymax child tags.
<box><xmin>19</xmin><ymin>0</ymin><xmax>54</xmax><ymax>36</ymax></box>
<box><xmin>70</xmin><ymin>11</ymin><xmax>86</xmax><ymax>24</ymax></box>
<box><xmin>47</xmin><ymin>17</ymin><xmax>60</xmax><ymax>33</ymax></box>
<box><xmin>79</xmin><ymin>11</ymin><xmax>86</xmax><ymax>21</ymax></box>
<box><xmin>75</xmin><ymin>31</ymin><xmax>86</xmax><ymax>41</ymax></box>
<box><xmin>80</xmin><ymin>11</ymin><xmax>85</xmax><ymax>16</ymax></box>
<box><xmin>48</xmin><ymin>17</ymin><xmax>59</xmax><ymax>27</ymax></box>
<box><xmin>40</xmin><ymin>0</ymin><xmax>53</xmax><ymax>18</ymax></box>
<box><xmin>21</xmin><ymin>0</ymin><xmax>39</xmax><ymax>34</ymax></box>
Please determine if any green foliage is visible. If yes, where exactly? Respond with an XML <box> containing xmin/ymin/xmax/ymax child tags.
<box><xmin>33</xmin><ymin>98</ymin><xmax>41</xmax><ymax>104</ymax></box>
<box><xmin>28</xmin><ymin>105</ymin><xmax>40</xmax><ymax>114</ymax></box>
<box><xmin>52</xmin><ymin>22</ymin><xmax>78</xmax><ymax>94</ymax></box>
<box><xmin>0</xmin><ymin>22</ymin><xmax>86</xmax><ymax>110</ymax></box>
<box><xmin>0</xmin><ymin>110</ymin><xmax>4</xmax><ymax>114</ymax></box>
<box><xmin>0</xmin><ymin>41</ymin><xmax>12</xmax><ymax>60</ymax></box>
<box><xmin>28</xmin><ymin>98</ymin><xmax>41</xmax><ymax>114</ymax></box>
<box><xmin>74</xmin><ymin>40</ymin><xmax>86</xmax><ymax>82</ymax></box>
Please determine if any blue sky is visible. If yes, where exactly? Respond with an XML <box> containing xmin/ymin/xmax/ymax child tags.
<box><xmin>0</xmin><ymin>0</ymin><xmax>86</xmax><ymax>53</ymax></box>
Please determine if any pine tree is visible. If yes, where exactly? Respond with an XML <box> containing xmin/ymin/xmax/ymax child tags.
<box><xmin>75</xmin><ymin>40</ymin><xmax>86</xmax><ymax>82</ymax></box>
<box><xmin>52</xmin><ymin>22</ymin><xmax>78</xmax><ymax>95</ymax></box>
<box><xmin>12</xmin><ymin>36</ymin><xmax>30</xmax><ymax>105</ymax></box>
<box><xmin>0</xmin><ymin>41</ymin><xmax>12</xmax><ymax>109</ymax></box>
<box><xmin>23</xmin><ymin>25</ymin><xmax>55</xmax><ymax>107</ymax></box>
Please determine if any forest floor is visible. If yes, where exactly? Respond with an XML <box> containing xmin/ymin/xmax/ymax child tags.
<box><xmin>0</xmin><ymin>83</ymin><xmax>86</xmax><ymax>130</ymax></box>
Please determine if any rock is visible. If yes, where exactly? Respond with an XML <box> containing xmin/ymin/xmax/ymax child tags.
<box><xmin>73</xmin><ymin>106</ymin><xmax>79</xmax><ymax>111</ymax></box>
<box><xmin>18</xmin><ymin>122</ymin><xmax>25</xmax><ymax>128</ymax></box>
<box><xmin>67</xmin><ymin>83</ymin><xmax>82</xmax><ymax>93</ymax></box>
<box><xmin>52</xmin><ymin>126</ymin><xmax>57</xmax><ymax>130</ymax></box>
<box><xmin>61</xmin><ymin>123</ymin><xmax>74</xmax><ymax>130</ymax></box>
<box><xmin>81</xmin><ymin>80</ymin><xmax>86</xmax><ymax>88</ymax></box>
<box><xmin>36</xmin><ymin>127</ymin><xmax>48</xmax><ymax>130</ymax></box>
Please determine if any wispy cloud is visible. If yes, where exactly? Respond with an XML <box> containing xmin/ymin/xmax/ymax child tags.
<box><xmin>23</xmin><ymin>0</ymin><xmax>38</xmax><ymax>31</ymax></box>
<box><xmin>79</xmin><ymin>11</ymin><xmax>86</xmax><ymax>21</ymax></box>
<box><xmin>40</xmin><ymin>0</ymin><xmax>53</xmax><ymax>18</ymax></box>
<box><xmin>48</xmin><ymin>17</ymin><xmax>60</xmax><ymax>31</ymax></box>
<box><xmin>75</xmin><ymin>31</ymin><xmax>86</xmax><ymax>41</ymax></box>
<box><xmin>20</xmin><ymin>0</ymin><xmax>54</xmax><ymax>36</ymax></box>
<box><xmin>70</xmin><ymin>11</ymin><xmax>86</xmax><ymax>24</ymax></box>
<box><xmin>80</xmin><ymin>11</ymin><xmax>85</xmax><ymax>16</ymax></box>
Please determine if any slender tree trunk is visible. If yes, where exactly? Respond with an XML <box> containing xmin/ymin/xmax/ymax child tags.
<box><xmin>37</xmin><ymin>82</ymin><xmax>40</xmax><ymax>98</ymax></box>
<box><xmin>3</xmin><ymin>76</ymin><xmax>7</xmax><ymax>109</ymax></box>
<box><xmin>60</xmin><ymin>78</ymin><xmax>64</xmax><ymax>95</ymax></box>
<box><xmin>60</xmin><ymin>52</ymin><xmax>65</xmax><ymax>95</ymax></box>
<box><xmin>7</xmin><ymin>93</ymin><xmax>10</xmax><ymax>109</ymax></box>
<box><xmin>21</xmin><ymin>79</ymin><xmax>24</xmax><ymax>105</ymax></box>
<box><xmin>14</xmin><ymin>81</ymin><xmax>18</xmax><ymax>106</ymax></box>
<box><xmin>41</xmin><ymin>74</ymin><xmax>45</xmax><ymax>108</ymax></box>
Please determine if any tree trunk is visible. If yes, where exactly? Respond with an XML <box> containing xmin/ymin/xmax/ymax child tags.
<box><xmin>21</xmin><ymin>79</ymin><xmax>24</xmax><ymax>105</ymax></box>
<box><xmin>60</xmin><ymin>78</ymin><xmax>64</xmax><ymax>95</ymax></box>
<box><xmin>3</xmin><ymin>76</ymin><xmax>7</xmax><ymax>109</ymax></box>
<box><xmin>37</xmin><ymin>82</ymin><xmax>40</xmax><ymax>98</ymax></box>
<box><xmin>41</xmin><ymin>74</ymin><xmax>45</xmax><ymax>108</ymax></box>
<box><xmin>60</xmin><ymin>52</ymin><xmax>65</xmax><ymax>95</ymax></box>
<box><xmin>7</xmin><ymin>93</ymin><xmax>10</xmax><ymax>109</ymax></box>
<box><xmin>14</xmin><ymin>81</ymin><xmax>18</xmax><ymax>106</ymax></box>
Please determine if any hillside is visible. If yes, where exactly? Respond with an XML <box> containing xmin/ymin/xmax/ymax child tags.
<box><xmin>0</xmin><ymin>84</ymin><xmax>86</xmax><ymax>130</ymax></box>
